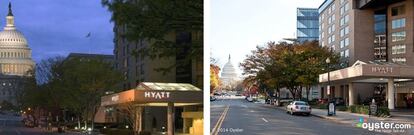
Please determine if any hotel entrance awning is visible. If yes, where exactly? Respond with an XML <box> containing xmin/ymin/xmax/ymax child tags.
<box><xmin>319</xmin><ymin>61</ymin><xmax>414</xmax><ymax>84</ymax></box>
<box><xmin>100</xmin><ymin>82</ymin><xmax>203</xmax><ymax>135</ymax></box>
<box><xmin>319</xmin><ymin>61</ymin><xmax>414</xmax><ymax>109</ymax></box>
<box><xmin>101</xmin><ymin>82</ymin><xmax>203</xmax><ymax>106</ymax></box>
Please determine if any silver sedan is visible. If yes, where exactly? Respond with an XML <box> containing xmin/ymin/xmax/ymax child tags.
<box><xmin>286</xmin><ymin>101</ymin><xmax>311</xmax><ymax>116</ymax></box>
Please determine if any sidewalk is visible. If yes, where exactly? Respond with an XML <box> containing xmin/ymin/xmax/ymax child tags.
<box><xmin>267</xmin><ymin>104</ymin><xmax>414</xmax><ymax>134</ymax></box>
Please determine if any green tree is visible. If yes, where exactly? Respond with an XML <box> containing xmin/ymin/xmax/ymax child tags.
<box><xmin>20</xmin><ymin>56</ymin><xmax>122</xmax><ymax>129</ymax></box>
<box><xmin>240</xmin><ymin>41</ymin><xmax>339</xmax><ymax>100</ymax></box>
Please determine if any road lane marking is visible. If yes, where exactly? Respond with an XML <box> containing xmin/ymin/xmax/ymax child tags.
<box><xmin>262</xmin><ymin>118</ymin><xmax>268</xmax><ymax>123</ymax></box>
<box><xmin>211</xmin><ymin>105</ymin><xmax>229</xmax><ymax>135</ymax></box>
<box><xmin>15</xmin><ymin>129</ymin><xmax>21</xmax><ymax>135</ymax></box>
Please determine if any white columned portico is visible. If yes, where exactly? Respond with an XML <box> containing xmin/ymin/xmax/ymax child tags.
<box><xmin>348</xmin><ymin>83</ymin><xmax>354</xmax><ymax>106</ymax></box>
<box><xmin>387</xmin><ymin>78</ymin><xmax>395</xmax><ymax>110</ymax></box>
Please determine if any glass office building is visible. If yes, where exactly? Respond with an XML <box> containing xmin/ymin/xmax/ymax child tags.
<box><xmin>297</xmin><ymin>8</ymin><xmax>319</xmax><ymax>43</ymax></box>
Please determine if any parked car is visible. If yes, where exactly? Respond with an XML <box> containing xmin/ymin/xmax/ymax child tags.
<box><xmin>210</xmin><ymin>96</ymin><xmax>217</xmax><ymax>101</ymax></box>
<box><xmin>286</xmin><ymin>101</ymin><xmax>311</xmax><ymax>116</ymax></box>
<box><xmin>246</xmin><ymin>96</ymin><xmax>254</xmax><ymax>102</ymax></box>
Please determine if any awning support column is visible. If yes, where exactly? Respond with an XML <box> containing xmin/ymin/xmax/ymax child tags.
<box><xmin>168</xmin><ymin>102</ymin><xmax>175</xmax><ymax>135</ymax></box>
<box><xmin>388</xmin><ymin>79</ymin><xmax>395</xmax><ymax>110</ymax></box>
<box><xmin>135</xmin><ymin>106</ymin><xmax>143</xmax><ymax>134</ymax></box>
<box><xmin>348</xmin><ymin>83</ymin><xmax>354</xmax><ymax>106</ymax></box>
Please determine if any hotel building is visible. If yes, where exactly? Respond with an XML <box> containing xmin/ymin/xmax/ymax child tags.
<box><xmin>318</xmin><ymin>0</ymin><xmax>414</xmax><ymax>109</ymax></box>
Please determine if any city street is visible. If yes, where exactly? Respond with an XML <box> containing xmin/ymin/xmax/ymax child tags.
<box><xmin>211</xmin><ymin>98</ymin><xmax>388</xmax><ymax>135</ymax></box>
<box><xmin>0</xmin><ymin>114</ymin><xmax>83</xmax><ymax>135</ymax></box>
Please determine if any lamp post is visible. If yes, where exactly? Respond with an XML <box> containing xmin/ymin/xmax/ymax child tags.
<box><xmin>326</xmin><ymin>57</ymin><xmax>331</xmax><ymax>101</ymax></box>
<box><xmin>326</xmin><ymin>57</ymin><xmax>335</xmax><ymax>116</ymax></box>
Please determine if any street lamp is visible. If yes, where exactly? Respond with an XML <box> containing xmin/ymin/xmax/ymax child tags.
<box><xmin>326</xmin><ymin>57</ymin><xmax>335</xmax><ymax>116</ymax></box>
<box><xmin>326</xmin><ymin>57</ymin><xmax>331</xmax><ymax>101</ymax></box>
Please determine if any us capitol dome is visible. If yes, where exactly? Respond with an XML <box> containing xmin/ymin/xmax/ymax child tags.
<box><xmin>220</xmin><ymin>54</ymin><xmax>238</xmax><ymax>88</ymax></box>
<box><xmin>0</xmin><ymin>3</ymin><xmax>35</xmax><ymax>105</ymax></box>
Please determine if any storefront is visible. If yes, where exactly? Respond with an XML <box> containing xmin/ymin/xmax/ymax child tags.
<box><xmin>319</xmin><ymin>61</ymin><xmax>414</xmax><ymax>109</ymax></box>
<box><xmin>100</xmin><ymin>82</ymin><xmax>203</xmax><ymax>135</ymax></box>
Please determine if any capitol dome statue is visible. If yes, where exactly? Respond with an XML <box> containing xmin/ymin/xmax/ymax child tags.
<box><xmin>220</xmin><ymin>54</ymin><xmax>238</xmax><ymax>89</ymax></box>
<box><xmin>0</xmin><ymin>3</ymin><xmax>35</xmax><ymax>105</ymax></box>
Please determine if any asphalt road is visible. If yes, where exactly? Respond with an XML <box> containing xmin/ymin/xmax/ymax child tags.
<box><xmin>0</xmin><ymin>115</ymin><xmax>84</xmax><ymax>135</ymax></box>
<box><xmin>211</xmin><ymin>99</ymin><xmax>389</xmax><ymax>135</ymax></box>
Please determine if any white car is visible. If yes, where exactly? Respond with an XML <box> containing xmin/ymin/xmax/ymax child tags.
<box><xmin>286</xmin><ymin>101</ymin><xmax>311</xmax><ymax>116</ymax></box>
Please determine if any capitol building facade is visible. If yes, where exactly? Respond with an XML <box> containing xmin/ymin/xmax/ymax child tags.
<box><xmin>0</xmin><ymin>3</ymin><xmax>35</xmax><ymax>105</ymax></box>
<box><xmin>220</xmin><ymin>55</ymin><xmax>238</xmax><ymax>89</ymax></box>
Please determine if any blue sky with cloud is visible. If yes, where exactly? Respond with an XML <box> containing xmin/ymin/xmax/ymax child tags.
<box><xmin>0</xmin><ymin>0</ymin><xmax>114</xmax><ymax>62</ymax></box>
<box><xmin>211</xmin><ymin>0</ymin><xmax>324</xmax><ymax>76</ymax></box>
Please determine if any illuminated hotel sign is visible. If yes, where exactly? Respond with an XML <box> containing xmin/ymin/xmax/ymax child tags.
<box><xmin>371</xmin><ymin>66</ymin><xmax>393</xmax><ymax>74</ymax></box>
<box><xmin>144</xmin><ymin>91</ymin><xmax>171</xmax><ymax>99</ymax></box>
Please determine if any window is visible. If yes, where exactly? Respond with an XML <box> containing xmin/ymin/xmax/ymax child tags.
<box><xmin>340</xmin><ymin>3</ymin><xmax>349</xmax><ymax>15</ymax></box>
<box><xmin>328</xmin><ymin>35</ymin><xmax>335</xmax><ymax>44</ymax></box>
<box><xmin>340</xmin><ymin>38</ymin><xmax>349</xmax><ymax>48</ymax></box>
<box><xmin>391</xmin><ymin>31</ymin><xmax>406</xmax><ymax>42</ymax></box>
<box><xmin>392</xmin><ymin>18</ymin><xmax>405</xmax><ymax>29</ymax></box>
<box><xmin>392</xmin><ymin>44</ymin><xmax>406</xmax><ymax>54</ymax></box>
<box><xmin>345</xmin><ymin>37</ymin><xmax>349</xmax><ymax>47</ymax></box>
<box><xmin>328</xmin><ymin>25</ymin><xmax>335</xmax><ymax>34</ymax></box>
<box><xmin>328</xmin><ymin>16</ymin><xmax>332</xmax><ymax>24</ymax></box>
<box><xmin>340</xmin><ymin>14</ymin><xmax>349</xmax><ymax>26</ymax></box>
<box><xmin>344</xmin><ymin>49</ymin><xmax>349</xmax><ymax>57</ymax></box>
<box><xmin>340</xmin><ymin>26</ymin><xmax>349</xmax><ymax>37</ymax></box>
<box><xmin>391</xmin><ymin>5</ymin><xmax>405</xmax><ymax>16</ymax></box>
<box><xmin>392</xmin><ymin>57</ymin><xmax>406</xmax><ymax>64</ymax></box>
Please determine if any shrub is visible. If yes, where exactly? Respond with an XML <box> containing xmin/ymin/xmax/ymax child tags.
<box><xmin>376</xmin><ymin>107</ymin><xmax>390</xmax><ymax>117</ymax></box>
<box><xmin>349</xmin><ymin>105</ymin><xmax>369</xmax><ymax>115</ymax></box>
<box><xmin>336</xmin><ymin>106</ymin><xmax>348</xmax><ymax>111</ymax></box>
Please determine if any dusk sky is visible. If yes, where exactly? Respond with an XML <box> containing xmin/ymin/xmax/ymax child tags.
<box><xmin>211</xmin><ymin>0</ymin><xmax>324</xmax><ymax>77</ymax></box>
<box><xmin>0</xmin><ymin>0</ymin><xmax>114</xmax><ymax>62</ymax></box>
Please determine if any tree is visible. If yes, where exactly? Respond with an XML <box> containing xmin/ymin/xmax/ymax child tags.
<box><xmin>210</xmin><ymin>64</ymin><xmax>220</xmax><ymax>94</ymax></box>
<box><xmin>20</xmin><ymin>56</ymin><xmax>122</xmax><ymax>130</ymax></box>
<box><xmin>58</xmin><ymin>57</ymin><xmax>122</xmax><ymax>130</ymax></box>
<box><xmin>240</xmin><ymin>41</ymin><xmax>339</xmax><ymax>100</ymax></box>
<box><xmin>101</xmin><ymin>0</ymin><xmax>203</xmax><ymax>72</ymax></box>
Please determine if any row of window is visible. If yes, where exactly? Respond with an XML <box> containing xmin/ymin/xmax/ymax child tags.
<box><xmin>0</xmin><ymin>51</ymin><xmax>29</xmax><ymax>58</ymax></box>
<box><xmin>340</xmin><ymin>38</ymin><xmax>349</xmax><ymax>48</ymax></box>
<box><xmin>328</xmin><ymin>35</ymin><xmax>335</xmax><ymax>44</ymax></box>
<box><xmin>340</xmin><ymin>26</ymin><xmax>349</xmax><ymax>37</ymax></box>
<box><xmin>391</xmin><ymin>31</ymin><xmax>406</xmax><ymax>42</ymax></box>
<box><xmin>339</xmin><ymin>2</ymin><xmax>350</xmax><ymax>16</ymax></box>
<box><xmin>392</xmin><ymin>57</ymin><xmax>406</xmax><ymax>64</ymax></box>
<box><xmin>340</xmin><ymin>14</ymin><xmax>349</xmax><ymax>26</ymax></box>
<box><xmin>1</xmin><ymin>64</ymin><xmax>30</xmax><ymax>74</ymax></box>
<box><xmin>391</xmin><ymin>44</ymin><xmax>406</xmax><ymax>55</ymax></box>
<box><xmin>391</xmin><ymin>5</ymin><xmax>405</xmax><ymax>16</ymax></box>
<box><xmin>0</xmin><ymin>38</ymin><xmax>24</xmax><ymax>42</ymax></box>
<box><xmin>340</xmin><ymin>49</ymin><xmax>349</xmax><ymax>58</ymax></box>
<box><xmin>391</xmin><ymin>18</ymin><xmax>405</xmax><ymax>29</ymax></box>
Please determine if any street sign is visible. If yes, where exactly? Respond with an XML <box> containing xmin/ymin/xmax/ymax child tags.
<box><xmin>369</xmin><ymin>99</ymin><xmax>377</xmax><ymax>116</ymax></box>
<box><xmin>327</xmin><ymin>102</ymin><xmax>335</xmax><ymax>116</ymax></box>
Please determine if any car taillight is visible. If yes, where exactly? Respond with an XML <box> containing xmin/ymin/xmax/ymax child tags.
<box><xmin>295</xmin><ymin>106</ymin><xmax>298</xmax><ymax>109</ymax></box>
